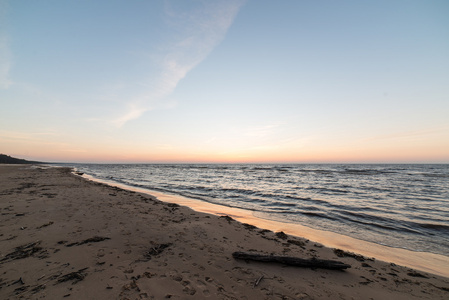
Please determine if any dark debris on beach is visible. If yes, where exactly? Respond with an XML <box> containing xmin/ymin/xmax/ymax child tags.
<box><xmin>56</xmin><ymin>268</ymin><xmax>89</xmax><ymax>285</ymax></box>
<box><xmin>334</xmin><ymin>248</ymin><xmax>373</xmax><ymax>262</ymax></box>
<box><xmin>65</xmin><ymin>236</ymin><xmax>111</xmax><ymax>247</ymax></box>
<box><xmin>0</xmin><ymin>241</ymin><xmax>46</xmax><ymax>263</ymax></box>
<box><xmin>143</xmin><ymin>243</ymin><xmax>172</xmax><ymax>260</ymax></box>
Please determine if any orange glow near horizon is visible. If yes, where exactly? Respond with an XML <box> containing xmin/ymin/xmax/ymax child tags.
<box><xmin>4</xmin><ymin>125</ymin><xmax>448</xmax><ymax>164</ymax></box>
<box><xmin>11</xmin><ymin>143</ymin><xmax>449</xmax><ymax>164</ymax></box>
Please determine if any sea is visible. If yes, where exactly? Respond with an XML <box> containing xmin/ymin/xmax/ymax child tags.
<box><xmin>70</xmin><ymin>164</ymin><xmax>449</xmax><ymax>257</ymax></box>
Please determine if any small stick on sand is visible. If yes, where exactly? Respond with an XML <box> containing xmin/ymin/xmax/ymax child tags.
<box><xmin>254</xmin><ymin>275</ymin><xmax>264</xmax><ymax>287</ymax></box>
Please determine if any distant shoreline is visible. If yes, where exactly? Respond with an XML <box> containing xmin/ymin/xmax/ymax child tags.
<box><xmin>0</xmin><ymin>154</ymin><xmax>44</xmax><ymax>164</ymax></box>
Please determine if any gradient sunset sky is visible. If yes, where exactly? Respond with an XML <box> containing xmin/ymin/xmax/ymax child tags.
<box><xmin>1</xmin><ymin>0</ymin><xmax>448</xmax><ymax>163</ymax></box>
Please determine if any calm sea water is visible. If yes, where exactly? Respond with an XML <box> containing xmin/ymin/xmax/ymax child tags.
<box><xmin>71</xmin><ymin>164</ymin><xmax>449</xmax><ymax>256</ymax></box>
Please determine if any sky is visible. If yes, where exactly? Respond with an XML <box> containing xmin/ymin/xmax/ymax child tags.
<box><xmin>1</xmin><ymin>0</ymin><xmax>448</xmax><ymax>163</ymax></box>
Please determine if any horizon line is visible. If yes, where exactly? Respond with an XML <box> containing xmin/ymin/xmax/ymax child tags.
<box><xmin>45</xmin><ymin>161</ymin><xmax>449</xmax><ymax>165</ymax></box>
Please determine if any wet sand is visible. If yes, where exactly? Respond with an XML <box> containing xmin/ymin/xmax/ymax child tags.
<box><xmin>1</xmin><ymin>165</ymin><xmax>448</xmax><ymax>299</ymax></box>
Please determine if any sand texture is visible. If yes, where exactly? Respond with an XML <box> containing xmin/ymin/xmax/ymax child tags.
<box><xmin>1</xmin><ymin>165</ymin><xmax>448</xmax><ymax>299</ymax></box>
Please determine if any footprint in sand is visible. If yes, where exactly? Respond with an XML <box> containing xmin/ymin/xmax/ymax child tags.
<box><xmin>97</xmin><ymin>249</ymin><xmax>105</xmax><ymax>258</ymax></box>
<box><xmin>195</xmin><ymin>279</ymin><xmax>211</xmax><ymax>296</ymax></box>
<box><xmin>181</xmin><ymin>280</ymin><xmax>197</xmax><ymax>296</ymax></box>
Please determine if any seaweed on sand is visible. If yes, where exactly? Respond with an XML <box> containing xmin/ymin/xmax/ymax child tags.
<box><xmin>1</xmin><ymin>241</ymin><xmax>44</xmax><ymax>263</ymax></box>
<box><xmin>143</xmin><ymin>243</ymin><xmax>172</xmax><ymax>260</ymax></box>
<box><xmin>56</xmin><ymin>268</ymin><xmax>89</xmax><ymax>284</ymax></box>
<box><xmin>65</xmin><ymin>236</ymin><xmax>110</xmax><ymax>247</ymax></box>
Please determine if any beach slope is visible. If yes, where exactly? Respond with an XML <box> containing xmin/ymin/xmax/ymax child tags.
<box><xmin>1</xmin><ymin>165</ymin><xmax>448</xmax><ymax>299</ymax></box>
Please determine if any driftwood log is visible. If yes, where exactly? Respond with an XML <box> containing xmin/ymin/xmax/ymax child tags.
<box><xmin>232</xmin><ymin>252</ymin><xmax>351</xmax><ymax>270</ymax></box>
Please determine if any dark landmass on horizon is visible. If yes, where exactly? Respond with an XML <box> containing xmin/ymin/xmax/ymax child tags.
<box><xmin>0</xmin><ymin>154</ymin><xmax>44</xmax><ymax>164</ymax></box>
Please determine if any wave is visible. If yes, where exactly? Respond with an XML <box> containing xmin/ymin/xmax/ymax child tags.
<box><xmin>297</xmin><ymin>211</ymin><xmax>334</xmax><ymax>220</ymax></box>
<box><xmin>333</xmin><ymin>210</ymin><xmax>423</xmax><ymax>234</ymax></box>
<box><xmin>422</xmin><ymin>173</ymin><xmax>449</xmax><ymax>178</ymax></box>
<box><xmin>221</xmin><ymin>187</ymin><xmax>256</xmax><ymax>195</ymax></box>
<box><xmin>261</xmin><ymin>200</ymin><xmax>297</xmax><ymax>208</ymax></box>
<box><xmin>305</xmin><ymin>186</ymin><xmax>349</xmax><ymax>194</ymax></box>
<box><xmin>417</xmin><ymin>223</ymin><xmax>449</xmax><ymax>231</ymax></box>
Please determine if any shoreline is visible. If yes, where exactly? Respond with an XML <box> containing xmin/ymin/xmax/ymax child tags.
<box><xmin>1</xmin><ymin>164</ymin><xmax>448</xmax><ymax>299</ymax></box>
<box><xmin>81</xmin><ymin>172</ymin><xmax>449</xmax><ymax>278</ymax></box>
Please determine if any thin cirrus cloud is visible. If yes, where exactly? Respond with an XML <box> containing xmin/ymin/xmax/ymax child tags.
<box><xmin>112</xmin><ymin>0</ymin><xmax>246</xmax><ymax>128</ymax></box>
<box><xmin>361</xmin><ymin>126</ymin><xmax>449</xmax><ymax>143</ymax></box>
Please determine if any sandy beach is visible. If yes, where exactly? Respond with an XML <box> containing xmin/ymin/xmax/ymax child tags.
<box><xmin>1</xmin><ymin>165</ymin><xmax>448</xmax><ymax>299</ymax></box>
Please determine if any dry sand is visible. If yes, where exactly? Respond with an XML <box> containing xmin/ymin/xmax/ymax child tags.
<box><xmin>0</xmin><ymin>165</ymin><xmax>448</xmax><ymax>299</ymax></box>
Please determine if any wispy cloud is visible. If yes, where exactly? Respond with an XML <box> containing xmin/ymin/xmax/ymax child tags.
<box><xmin>0</xmin><ymin>0</ymin><xmax>12</xmax><ymax>89</ymax></box>
<box><xmin>112</xmin><ymin>103</ymin><xmax>149</xmax><ymax>128</ymax></box>
<box><xmin>112</xmin><ymin>0</ymin><xmax>246</xmax><ymax>127</ymax></box>
<box><xmin>362</xmin><ymin>126</ymin><xmax>449</xmax><ymax>142</ymax></box>
<box><xmin>245</xmin><ymin>123</ymin><xmax>284</xmax><ymax>138</ymax></box>
<box><xmin>0</xmin><ymin>129</ymin><xmax>60</xmax><ymax>143</ymax></box>
<box><xmin>0</xmin><ymin>129</ymin><xmax>89</xmax><ymax>155</ymax></box>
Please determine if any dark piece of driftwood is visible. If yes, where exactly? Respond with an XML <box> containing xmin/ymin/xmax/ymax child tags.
<box><xmin>232</xmin><ymin>252</ymin><xmax>351</xmax><ymax>270</ymax></box>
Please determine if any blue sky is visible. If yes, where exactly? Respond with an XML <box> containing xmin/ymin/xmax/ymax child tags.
<box><xmin>1</xmin><ymin>0</ymin><xmax>448</xmax><ymax>163</ymax></box>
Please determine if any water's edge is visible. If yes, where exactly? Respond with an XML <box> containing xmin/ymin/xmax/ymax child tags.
<box><xmin>70</xmin><ymin>163</ymin><xmax>449</xmax><ymax>257</ymax></box>
<box><xmin>76</xmin><ymin>170</ymin><xmax>449</xmax><ymax>278</ymax></box>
